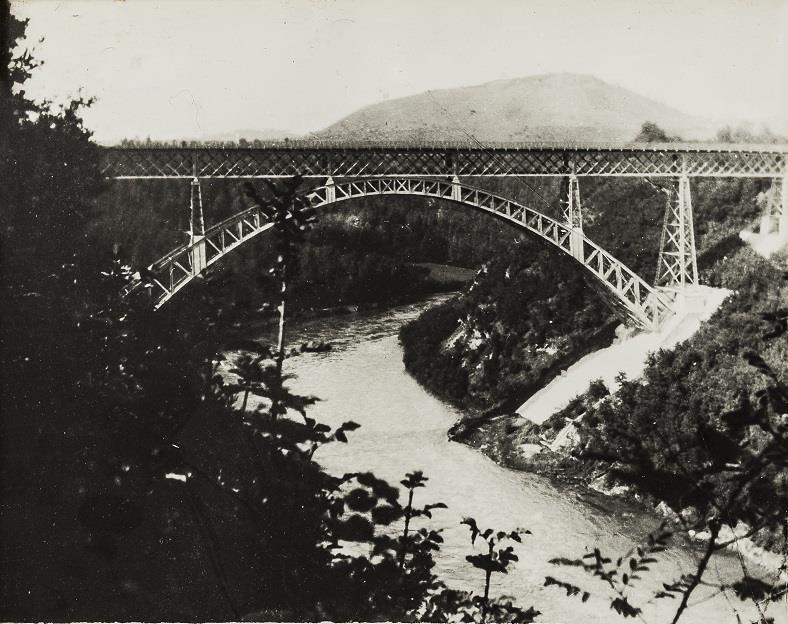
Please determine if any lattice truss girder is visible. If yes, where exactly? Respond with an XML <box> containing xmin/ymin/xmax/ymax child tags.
<box><xmin>101</xmin><ymin>145</ymin><xmax>787</xmax><ymax>179</ymax></box>
<box><xmin>127</xmin><ymin>177</ymin><xmax>673</xmax><ymax>329</ymax></box>
<box><xmin>655</xmin><ymin>176</ymin><xmax>698</xmax><ymax>289</ymax></box>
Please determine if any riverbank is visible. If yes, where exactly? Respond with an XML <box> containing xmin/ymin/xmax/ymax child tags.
<box><xmin>401</xmin><ymin>234</ymin><xmax>787</xmax><ymax>530</ymax></box>
<box><xmin>443</xmin><ymin>249</ymin><xmax>788</xmax><ymax>570</ymax></box>
<box><xmin>452</xmin><ymin>410</ymin><xmax>787</xmax><ymax>575</ymax></box>
<box><xmin>515</xmin><ymin>284</ymin><xmax>731</xmax><ymax>424</ymax></box>
<box><xmin>276</xmin><ymin>299</ymin><xmax>775</xmax><ymax>623</ymax></box>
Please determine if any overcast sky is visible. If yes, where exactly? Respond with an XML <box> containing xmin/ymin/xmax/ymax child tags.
<box><xmin>10</xmin><ymin>0</ymin><xmax>788</xmax><ymax>144</ymax></box>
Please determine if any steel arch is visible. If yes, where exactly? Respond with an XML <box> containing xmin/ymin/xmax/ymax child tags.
<box><xmin>124</xmin><ymin>177</ymin><xmax>674</xmax><ymax>330</ymax></box>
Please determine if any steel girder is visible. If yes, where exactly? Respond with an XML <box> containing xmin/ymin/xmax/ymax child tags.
<box><xmin>101</xmin><ymin>143</ymin><xmax>788</xmax><ymax>179</ymax></box>
<box><xmin>125</xmin><ymin>177</ymin><xmax>673</xmax><ymax>330</ymax></box>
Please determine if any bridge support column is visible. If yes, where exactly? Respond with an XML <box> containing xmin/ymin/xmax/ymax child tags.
<box><xmin>325</xmin><ymin>176</ymin><xmax>336</xmax><ymax>203</ymax></box>
<box><xmin>191</xmin><ymin>235</ymin><xmax>207</xmax><ymax>274</ymax></box>
<box><xmin>562</xmin><ymin>174</ymin><xmax>583</xmax><ymax>232</ymax></box>
<box><xmin>569</xmin><ymin>230</ymin><xmax>585</xmax><ymax>262</ymax></box>
<box><xmin>562</xmin><ymin>175</ymin><xmax>584</xmax><ymax>261</ymax></box>
<box><xmin>188</xmin><ymin>170</ymin><xmax>207</xmax><ymax>275</ymax></box>
<box><xmin>451</xmin><ymin>175</ymin><xmax>462</xmax><ymax>202</ymax></box>
<box><xmin>782</xmin><ymin>176</ymin><xmax>788</xmax><ymax>239</ymax></box>
<box><xmin>189</xmin><ymin>168</ymin><xmax>206</xmax><ymax>240</ymax></box>
<box><xmin>761</xmin><ymin>176</ymin><xmax>788</xmax><ymax>240</ymax></box>
<box><xmin>655</xmin><ymin>175</ymin><xmax>698</xmax><ymax>292</ymax></box>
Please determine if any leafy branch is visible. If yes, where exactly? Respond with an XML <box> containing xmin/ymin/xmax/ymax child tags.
<box><xmin>461</xmin><ymin>517</ymin><xmax>530</xmax><ymax>621</ymax></box>
<box><xmin>546</xmin><ymin>521</ymin><xmax>672</xmax><ymax>619</ymax></box>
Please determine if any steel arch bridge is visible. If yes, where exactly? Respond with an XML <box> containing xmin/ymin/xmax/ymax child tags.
<box><xmin>108</xmin><ymin>141</ymin><xmax>788</xmax><ymax>331</ymax></box>
<box><xmin>124</xmin><ymin>176</ymin><xmax>673</xmax><ymax>329</ymax></box>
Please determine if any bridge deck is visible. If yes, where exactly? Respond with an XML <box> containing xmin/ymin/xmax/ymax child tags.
<box><xmin>101</xmin><ymin>142</ymin><xmax>788</xmax><ymax>179</ymax></box>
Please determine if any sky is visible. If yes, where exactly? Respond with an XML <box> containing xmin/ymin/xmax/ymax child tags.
<box><xmin>10</xmin><ymin>0</ymin><xmax>788</xmax><ymax>144</ymax></box>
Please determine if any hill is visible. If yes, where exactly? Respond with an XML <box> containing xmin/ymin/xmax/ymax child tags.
<box><xmin>317</xmin><ymin>73</ymin><xmax>714</xmax><ymax>143</ymax></box>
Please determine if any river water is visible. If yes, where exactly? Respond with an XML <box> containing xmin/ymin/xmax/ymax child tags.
<box><xmin>272</xmin><ymin>296</ymin><xmax>784</xmax><ymax>624</ymax></box>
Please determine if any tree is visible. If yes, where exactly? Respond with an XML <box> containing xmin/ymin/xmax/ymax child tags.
<box><xmin>716</xmin><ymin>124</ymin><xmax>782</xmax><ymax>144</ymax></box>
<box><xmin>240</xmin><ymin>176</ymin><xmax>315</xmax><ymax>419</ymax></box>
<box><xmin>635</xmin><ymin>121</ymin><xmax>679</xmax><ymax>143</ymax></box>
<box><xmin>1</xmin><ymin>1</ymin><xmax>103</xmax><ymax>277</ymax></box>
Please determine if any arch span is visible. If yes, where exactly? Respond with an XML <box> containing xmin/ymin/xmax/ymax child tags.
<box><xmin>124</xmin><ymin>177</ymin><xmax>674</xmax><ymax>330</ymax></box>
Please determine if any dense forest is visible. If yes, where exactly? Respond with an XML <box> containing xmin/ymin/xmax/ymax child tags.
<box><xmin>2</xmin><ymin>3</ymin><xmax>786</xmax><ymax>621</ymax></box>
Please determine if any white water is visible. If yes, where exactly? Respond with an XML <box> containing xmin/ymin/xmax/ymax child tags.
<box><xmin>268</xmin><ymin>297</ymin><xmax>783</xmax><ymax>624</ymax></box>
<box><xmin>740</xmin><ymin>221</ymin><xmax>788</xmax><ymax>259</ymax></box>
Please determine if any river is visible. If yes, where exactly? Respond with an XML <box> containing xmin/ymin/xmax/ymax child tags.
<box><xmin>272</xmin><ymin>295</ymin><xmax>784</xmax><ymax>624</ymax></box>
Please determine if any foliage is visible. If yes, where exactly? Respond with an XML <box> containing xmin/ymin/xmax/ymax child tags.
<box><xmin>410</xmin><ymin>517</ymin><xmax>539</xmax><ymax>624</ymax></box>
<box><xmin>539</xmin><ymin>378</ymin><xmax>610</xmax><ymax>434</ymax></box>
<box><xmin>545</xmin><ymin>522</ymin><xmax>673</xmax><ymax>618</ymax></box>
<box><xmin>575</xmin><ymin>259</ymin><xmax>787</xmax><ymax>515</ymax></box>
<box><xmin>400</xmin><ymin>296</ymin><xmax>472</xmax><ymax>403</ymax></box>
<box><xmin>3</xmin><ymin>10</ymin><xmax>540</xmax><ymax>619</ymax></box>
<box><xmin>716</xmin><ymin>124</ymin><xmax>783</xmax><ymax>144</ymax></box>
<box><xmin>1</xmin><ymin>8</ymin><xmax>103</xmax><ymax>277</ymax></box>
<box><xmin>461</xmin><ymin>518</ymin><xmax>529</xmax><ymax>603</ymax></box>
<box><xmin>238</xmin><ymin>176</ymin><xmax>317</xmax><ymax>419</ymax></box>
<box><xmin>1</xmin><ymin>14</ymin><xmax>544</xmax><ymax>619</ymax></box>
<box><xmin>635</xmin><ymin>121</ymin><xmax>682</xmax><ymax>143</ymax></box>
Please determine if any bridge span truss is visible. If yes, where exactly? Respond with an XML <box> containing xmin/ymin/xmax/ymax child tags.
<box><xmin>102</xmin><ymin>142</ymin><xmax>787</xmax><ymax>179</ymax></box>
